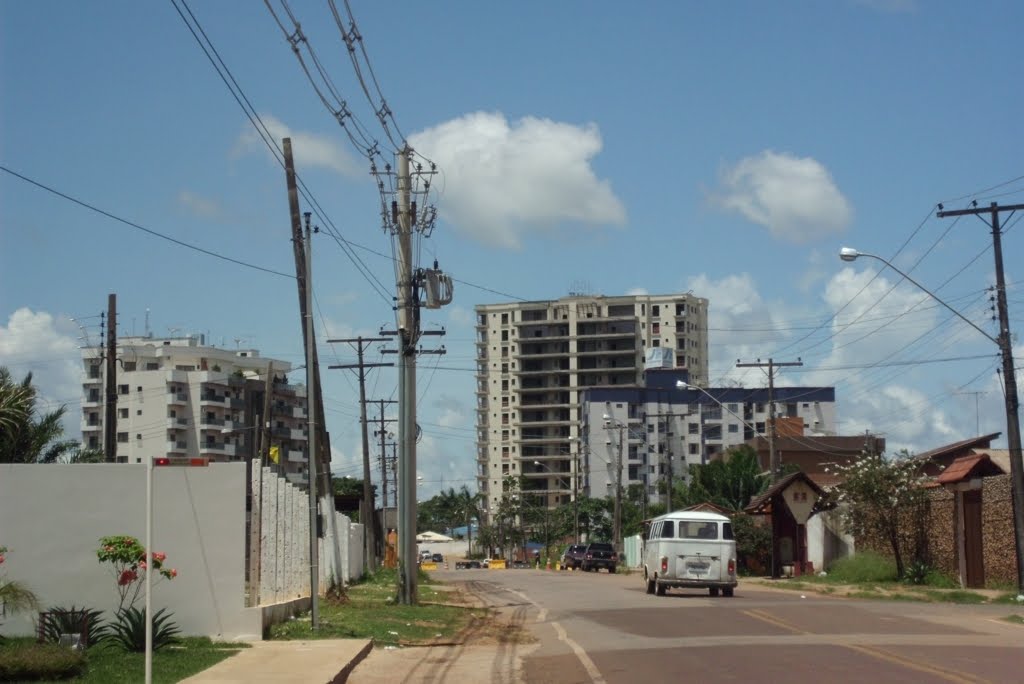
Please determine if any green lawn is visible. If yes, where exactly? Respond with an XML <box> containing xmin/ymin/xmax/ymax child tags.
<box><xmin>0</xmin><ymin>636</ymin><xmax>247</xmax><ymax>683</ymax></box>
<box><xmin>268</xmin><ymin>568</ymin><xmax>485</xmax><ymax>646</ymax></box>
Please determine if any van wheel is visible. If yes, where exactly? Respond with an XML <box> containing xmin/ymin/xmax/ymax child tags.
<box><xmin>723</xmin><ymin>587</ymin><xmax>734</xmax><ymax>597</ymax></box>
<box><xmin>656</xmin><ymin>580</ymin><xmax>667</xmax><ymax>596</ymax></box>
<box><xmin>645</xmin><ymin>575</ymin><xmax>655</xmax><ymax>594</ymax></box>
<box><xmin>709</xmin><ymin>587</ymin><xmax>720</xmax><ymax>597</ymax></box>
<box><xmin>609</xmin><ymin>566</ymin><xmax>617</xmax><ymax>574</ymax></box>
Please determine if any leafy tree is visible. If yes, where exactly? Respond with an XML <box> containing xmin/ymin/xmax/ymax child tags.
<box><xmin>0</xmin><ymin>367</ymin><xmax>81</xmax><ymax>464</ymax></box>
<box><xmin>833</xmin><ymin>449</ymin><xmax>928</xmax><ymax>579</ymax></box>
<box><xmin>679</xmin><ymin>445</ymin><xmax>769</xmax><ymax>512</ymax></box>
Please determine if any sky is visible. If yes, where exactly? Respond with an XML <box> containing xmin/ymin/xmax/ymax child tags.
<box><xmin>2</xmin><ymin>0</ymin><xmax>1023</xmax><ymax>499</ymax></box>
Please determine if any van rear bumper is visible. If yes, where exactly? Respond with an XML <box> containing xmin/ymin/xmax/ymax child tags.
<box><xmin>660</xmin><ymin>577</ymin><xmax>737</xmax><ymax>589</ymax></box>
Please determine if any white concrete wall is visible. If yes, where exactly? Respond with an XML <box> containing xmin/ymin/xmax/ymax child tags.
<box><xmin>0</xmin><ymin>463</ymin><xmax>262</xmax><ymax>640</ymax></box>
<box><xmin>1</xmin><ymin>462</ymin><xmax>365</xmax><ymax>642</ymax></box>
<box><xmin>806</xmin><ymin>509</ymin><xmax>855</xmax><ymax>572</ymax></box>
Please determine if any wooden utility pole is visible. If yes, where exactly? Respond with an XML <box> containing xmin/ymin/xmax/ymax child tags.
<box><xmin>103</xmin><ymin>293</ymin><xmax>117</xmax><ymax>463</ymax></box>
<box><xmin>736</xmin><ymin>358</ymin><xmax>803</xmax><ymax>482</ymax></box>
<box><xmin>327</xmin><ymin>338</ymin><xmax>392</xmax><ymax>572</ymax></box>
<box><xmin>938</xmin><ymin>201</ymin><xmax>1024</xmax><ymax>594</ymax></box>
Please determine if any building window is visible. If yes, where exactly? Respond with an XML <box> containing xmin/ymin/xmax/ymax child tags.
<box><xmin>117</xmin><ymin>432</ymin><xmax>129</xmax><ymax>443</ymax></box>
<box><xmin>728</xmin><ymin>424</ymin><xmax>738</xmax><ymax>433</ymax></box>
<box><xmin>137</xmin><ymin>409</ymin><xmax>142</xmax><ymax>416</ymax></box>
<box><xmin>501</xmin><ymin>330</ymin><xmax>508</xmax><ymax>341</ymax></box>
<box><xmin>118</xmin><ymin>384</ymin><xmax>129</xmax><ymax>395</ymax></box>
<box><xmin>756</xmin><ymin>422</ymin><xmax>766</xmax><ymax>434</ymax></box>
<box><xmin>653</xmin><ymin>340</ymin><xmax>660</xmax><ymax>347</ymax></box>
<box><xmin>728</xmin><ymin>404</ymin><xmax>738</xmax><ymax>412</ymax></box>
<box><xmin>123</xmin><ymin>361</ymin><xmax>137</xmax><ymax>372</ymax></box>
<box><xmin>501</xmin><ymin>313</ymin><xmax>508</xmax><ymax>324</ymax></box>
<box><xmin>88</xmin><ymin>436</ymin><xmax>98</xmax><ymax>449</ymax></box>
<box><xmin>688</xmin><ymin>423</ymin><xmax>699</xmax><ymax>434</ymax></box>
<box><xmin>119</xmin><ymin>408</ymin><xmax>129</xmax><ymax>419</ymax></box>
<box><xmin>88</xmin><ymin>365</ymin><xmax>101</xmax><ymax>379</ymax></box>
<box><xmin>136</xmin><ymin>434</ymin><xmax>142</xmax><ymax>440</ymax></box>
<box><xmin>146</xmin><ymin>362</ymin><xmax>159</xmax><ymax>370</ymax></box>
<box><xmin>501</xmin><ymin>363</ymin><xmax>508</xmax><ymax>374</ymax></box>
<box><xmin>652</xmin><ymin>305</ymin><xmax>660</xmax><ymax>316</ymax></box>
<box><xmin>502</xmin><ymin>430</ymin><xmax>509</xmax><ymax>442</ymax></box>
<box><xmin>689</xmin><ymin>443</ymin><xmax>698</xmax><ymax>455</ymax></box>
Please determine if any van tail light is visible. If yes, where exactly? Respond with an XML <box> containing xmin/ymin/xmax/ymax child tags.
<box><xmin>611</xmin><ymin>552</ymin><xmax>618</xmax><ymax>561</ymax></box>
<box><xmin>660</xmin><ymin>556</ymin><xmax>668</xmax><ymax>574</ymax></box>
<box><xmin>728</xmin><ymin>558</ymin><xmax>736</xmax><ymax>575</ymax></box>
<box><xmin>586</xmin><ymin>553</ymin><xmax>593</xmax><ymax>560</ymax></box>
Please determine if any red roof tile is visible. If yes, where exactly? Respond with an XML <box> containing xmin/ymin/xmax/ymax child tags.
<box><xmin>936</xmin><ymin>452</ymin><xmax>1004</xmax><ymax>484</ymax></box>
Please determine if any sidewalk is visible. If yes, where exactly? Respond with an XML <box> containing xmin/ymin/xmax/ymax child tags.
<box><xmin>180</xmin><ymin>639</ymin><xmax>373</xmax><ymax>684</ymax></box>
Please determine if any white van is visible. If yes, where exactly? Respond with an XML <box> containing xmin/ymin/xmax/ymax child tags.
<box><xmin>642</xmin><ymin>511</ymin><xmax>737</xmax><ymax>597</ymax></box>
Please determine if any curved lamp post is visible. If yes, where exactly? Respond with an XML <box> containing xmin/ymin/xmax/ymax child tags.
<box><xmin>601</xmin><ymin>413</ymin><xmax>626</xmax><ymax>554</ymax></box>
<box><xmin>840</xmin><ymin>246</ymin><xmax>1024</xmax><ymax>595</ymax></box>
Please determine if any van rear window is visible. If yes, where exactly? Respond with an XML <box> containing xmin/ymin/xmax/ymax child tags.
<box><xmin>723</xmin><ymin>522</ymin><xmax>734</xmax><ymax>540</ymax></box>
<box><xmin>661</xmin><ymin>521</ymin><xmax>674</xmax><ymax>538</ymax></box>
<box><xmin>679</xmin><ymin>521</ymin><xmax>718</xmax><ymax>540</ymax></box>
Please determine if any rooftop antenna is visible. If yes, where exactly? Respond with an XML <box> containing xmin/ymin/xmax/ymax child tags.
<box><xmin>145</xmin><ymin>309</ymin><xmax>151</xmax><ymax>338</ymax></box>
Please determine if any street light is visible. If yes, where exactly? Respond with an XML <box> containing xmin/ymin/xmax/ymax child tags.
<box><xmin>675</xmin><ymin>380</ymin><xmax>769</xmax><ymax>463</ymax></box>
<box><xmin>840</xmin><ymin>246</ymin><xmax>1024</xmax><ymax>594</ymax></box>
<box><xmin>602</xmin><ymin>413</ymin><xmax>625</xmax><ymax>554</ymax></box>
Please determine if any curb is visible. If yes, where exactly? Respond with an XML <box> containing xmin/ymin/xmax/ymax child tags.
<box><xmin>330</xmin><ymin>640</ymin><xmax>374</xmax><ymax>684</ymax></box>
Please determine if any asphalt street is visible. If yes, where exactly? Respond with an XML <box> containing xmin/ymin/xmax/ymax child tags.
<box><xmin>349</xmin><ymin>568</ymin><xmax>1024</xmax><ymax>683</ymax></box>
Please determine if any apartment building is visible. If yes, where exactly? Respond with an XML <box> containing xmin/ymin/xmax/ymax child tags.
<box><xmin>581</xmin><ymin>369</ymin><xmax>837</xmax><ymax>504</ymax></box>
<box><xmin>80</xmin><ymin>335</ymin><xmax>311</xmax><ymax>485</ymax></box>
<box><xmin>475</xmin><ymin>293</ymin><xmax>709</xmax><ymax>519</ymax></box>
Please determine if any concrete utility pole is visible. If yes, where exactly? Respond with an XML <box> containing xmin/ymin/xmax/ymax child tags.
<box><xmin>369</xmin><ymin>400</ymin><xmax>397</xmax><ymax>509</ymax></box>
<box><xmin>302</xmin><ymin>217</ymin><xmax>319</xmax><ymax>629</ymax></box>
<box><xmin>103</xmin><ymin>293</ymin><xmax>117</xmax><ymax>463</ymax></box>
<box><xmin>736</xmin><ymin>358</ymin><xmax>803</xmax><ymax>481</ymax></box>
<box><xmin>327</xmin><ymin>338</ymin><xmax>392</xmax><ymax>572</ymax></box>
<box><xmin>937</xmin><ymin>201</ymin><xmax>1024</xmax><ymax>594</ymax></box>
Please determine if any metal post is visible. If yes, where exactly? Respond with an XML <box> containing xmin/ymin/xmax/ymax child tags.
<box><xmin>144</xmin><ymin>453</ymin><xmax>153</xmax><ymax>684</ymax></box>
<box><xmin>614</xmin><ymin>424</ymin><xmax>623</xmax><ymax>554</ymax></box>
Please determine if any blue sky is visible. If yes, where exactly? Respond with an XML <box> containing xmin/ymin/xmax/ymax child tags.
<box><xmin>2</xmin><ymin>0</ymin><xmax>1022</xmax><ymax>497</ymax></box>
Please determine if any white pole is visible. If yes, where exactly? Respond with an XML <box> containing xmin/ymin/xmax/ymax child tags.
<box><xmin>304</xmin><ymin>217</ymin><xmax>320</xmax><ymax>628</ymax></box>
<box><xmin>144</xmin><ymin>457</ymin><xmax>153</xmax><ymax>684</ymax></box>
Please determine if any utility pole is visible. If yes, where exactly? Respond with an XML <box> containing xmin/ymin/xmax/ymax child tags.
<box><xmin>955</xmin><ymin>391</ymin><xmax>988</xmax><ymax>436</ymax></box>
<box><xmin>328</xmin><ymin>338</ymin><xmax>392</xmax><ymax>572</ymax></box>
<box><xmin>370</xmin><ymin>401</ymin><xmax>397</xmax><ymax>509</ymax></box>
<box><xmin>736</xmin><ymin>358</ymin><xmax>803</xmax><ymax>482</ymax></box>
<box><xmin>938</xmin><ymin>201</ymin><xmax>1024</xmax><ymax>594</ymax></box>
<box><xmin>103</xmin><ymin>293</ymin><xmax>117</xmax><ymax>463</ymax></box>
<box><xmin>302</xmin><ymin>214</ymin><xmax>319</xmax><ymax>629</ymax></box>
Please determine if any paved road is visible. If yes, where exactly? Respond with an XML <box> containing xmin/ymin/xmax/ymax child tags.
<box><xmin>349</xmin><ymin>568</ymin><xmax>1024</xmax><ymax>683</ymax></box>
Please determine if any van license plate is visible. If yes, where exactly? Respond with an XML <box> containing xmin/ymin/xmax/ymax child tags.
<box><xmin>686</xmin><ymin>561</ymin><xmax>710</xmax><ymax>574</ymax></box>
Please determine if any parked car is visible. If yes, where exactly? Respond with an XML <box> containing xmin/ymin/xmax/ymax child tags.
<box><xmin>481</xmin><ymin>558</ymin><xmax>492</xmax><ymax>568</ymax></box>
<box><xmin>431</xmin><ymin>553</ymin><xmax>444</xmax><ymax>563</ymax></box>
<box><xmin>419</xmin><ymin>549</ymin><xmax>432</xmax><ymax>560</ymax></box>
<box><xmin>580</xmin><ymin>542</ymin><xmax>618</xmax><ymax>573</ymax></box>
<box><xmin>560</xmin><ymin>544</ymin><xmax>588</xmax><ymax>570</ymax></box>
<box><xmin>467</xmin><ymin>560</ymin><xmax>481</xmax><ymax>569</ymax></box>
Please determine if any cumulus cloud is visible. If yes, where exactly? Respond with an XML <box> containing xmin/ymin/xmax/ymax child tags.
<box><xmin>0</xmin><ymin>308</ymin><xmax>84</xmax><ymax>436</ymax></box>
<box><xmin>685</xmin><ymin>273</ymin><xmax>795</xmax><ymax>385</ymax></box>
<box><xmin>177</xmin><ymin>190</ymin><xmax>223</xmax><ymax>220</ymax></box>
<box><xmin>410</xmin><ymin>111</ymin><xmax>627</xmax><ymax>249</ymax></box>
<box><xmin>236</xmin><ymin>114</ymin><xmax>363</xmax><ymax>178</ymax></box>
<box><xmin>710</xmin><ymin>150</ymin><xmax>852</xmax><ymax>244</ymax></box>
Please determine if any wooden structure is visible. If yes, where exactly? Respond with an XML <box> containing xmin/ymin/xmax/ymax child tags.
<box><xmin>744</xmin><ymin>471</ymin><xmax>829</xmax><ymax>578</ymax></box>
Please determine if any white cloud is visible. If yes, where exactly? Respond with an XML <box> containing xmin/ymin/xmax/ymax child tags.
<box><xmin>686</xmin><ymin>273</ymin><xmax>795</xmax><ymax>385</ymax></box>
<box><xmin>177</xmin><ymin>190</ymin><xmax>223</xmax><ymax>220</ymax></box>
<box><xmin>0</xmin><ymin>308</ymin><xmax>83</xmax><ymax>437</ymax></box>
<box><xmin>710</xmin><ymin>150</ymin><xmax>852</xmax><ymax>244</ymax></box>
<box><xmin>410</xmin><ymin>111</ymin><xmax>627</xmax><ymax>249</ymax></box>
<box><xmin>626</xmin><ymin>287</ymin><xmax>649</xmax><ymax>296</ymax></box>
<box><xmin>236</xmin><ymin>114</ymin><xmax>363</xmax><ymax>178</ymax></box>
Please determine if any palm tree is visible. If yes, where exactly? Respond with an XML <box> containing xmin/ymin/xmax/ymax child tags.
<box><xmin>0</xmin><ymin>367</ymin><xmax>81</xmax><ymax>464</ymax></box>
<box><xmin>454</xmin><ymin>486</ymin><xmax>482</xmax><ymax>556</ymax></box>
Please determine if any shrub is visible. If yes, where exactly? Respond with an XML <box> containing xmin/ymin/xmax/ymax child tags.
<box><xmin>107</xmin><ymin>606</ymin><xmax>181</xmax><ymax>653</ymax></box>
<box><xmin>38</xmin><ymin>606</ymin><xmax>109</xmax><ymax>648</ymax></box>
<box><xmin>730</xmin><ymin>513</ymin><xmax>770</xmax><ymax>575</ymax></box>
<box><xmin>902</xmin><ymin>559</ymin><xmax>931</xmax><ymax>586</ymax></box>
<box><xmin>0</xmin><ymin>640</ymin><xmax>86</xmax><ymax>680</ymax></box>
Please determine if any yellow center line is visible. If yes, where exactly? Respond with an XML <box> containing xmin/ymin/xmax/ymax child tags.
<box><xmin>742</xmin><ymin>609</ymin><xmax>809</xmax><ymax>634</ymax></box>
<box><xmin>843</xmin><ymin>644</ymin><xmax>990</xmax><ymax>684</ymax></box>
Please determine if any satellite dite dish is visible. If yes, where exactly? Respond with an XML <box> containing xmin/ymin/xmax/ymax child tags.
<box><xmin>416</xmin><ymin>423</ymin><xmax>423</xmax><ymax>443</ymax></box>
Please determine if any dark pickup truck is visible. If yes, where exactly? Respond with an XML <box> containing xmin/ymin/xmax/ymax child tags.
<box><xmin>581</xmin><ymin>542</ymin><xmax>618</xmax><ymax>573</ymax></box>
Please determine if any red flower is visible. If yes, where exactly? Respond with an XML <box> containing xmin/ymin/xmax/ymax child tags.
<box><xmin>168</xmin><ymin>568</ymin><xmax>178</xmax><ymax>578</ymax></box>
<box><xmin>118</xmin><ymin>569</ymin><xmax>138</xmax><ymax>586</ymax></box>
<box><xmin>152</xmin><ymin>552</ymin><xmax>167</xmax><ymax>564</ymax></box>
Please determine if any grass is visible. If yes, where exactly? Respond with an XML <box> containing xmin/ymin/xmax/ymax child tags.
<box><xmin>268</xmin><ymin>568</ymin><xmax>485</xmax><ymax>647</ymax></box>
<box><xmin>0</xmin><ymin>636</ymin><xmax>247</xmax><ymax>683</ymax></box>
<box><xmin>1002</xmin><ymin>614</ymin><xmax>1024</xmax><ymax>625</ymax></box>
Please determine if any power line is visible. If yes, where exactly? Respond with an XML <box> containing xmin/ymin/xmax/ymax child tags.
<box><xmin>0</xmin><ymin>165</ymin><xmax>294</xmax><ymax>279</ymax></box>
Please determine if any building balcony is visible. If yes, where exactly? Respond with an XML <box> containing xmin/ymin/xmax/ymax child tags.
<box><xmin>167</xmin><ymin>417</ymin><xmax>188</xmax><ymax>430</ymax></box>
<box><xmin>292</xmin><ymin>406</ymin><xmax>307</xmax><ymax>419</ymax></box>
<box><xmin>165</xmin><ymin>370</ymin><xmax>189</xmax><ymax>385</ymax></box>
<box><xmin>200</xmin><ymin>393</ymin><xmax>228</xmax><ymax>406</ymax></box>
<box><xmin>82</xmin><ymin>376</ymin><xmax>101</xmax><ymax>387</ymax></box>
<box><xmin>81</xmin><ymin>420</ymin><xmax>101</xmax><ymax>433</ymax></box>
<box><xmin>197</xmin><ymin>371</ymin><xmax>230</xmax><ymax>386</ymax></box>
<box><xmin>168</xmin><ymin>392</ymin><xmax>188</xmax><ymax>406</ymax></box>
<box><xmin>83</xmin><ymin>396</ymin><xmax>101</xmax><ymax>409</ymax></box>
<box><xmin>167</xmin><ymin>440</ymin><xmax>188</xmax><ymax>455</ymax></box>
<box><xmin>513</xmin><ymin>367</ymin><xmax>570</xmax><ymax>376</ymax></box>
<box><xmin>574</xmin><ymin>329</ymin><xmax>636</xmax><ymax>340</ymax></box>
<box><xmin>199</xmin><ymin>442</ymin><xmax>236</xmax><ymax>457</ymax></box>
<box><xmin>199</xmin><ymin>417</ymin><xmax>228</xmax><ymax>429</ymax></box>
<box><xmin>287</xmin><ymin>449</ymin><xmax>306</xmax><ymax>463</ymax></box>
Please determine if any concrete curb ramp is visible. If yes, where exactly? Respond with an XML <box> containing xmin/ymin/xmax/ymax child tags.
<box><xmin>180</xmin><ymin>639</ymin><xmax>374</xmax><ymax>683</ymax></box>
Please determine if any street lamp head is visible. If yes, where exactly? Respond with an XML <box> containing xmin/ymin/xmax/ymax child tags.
<box><xmin>602</xmin><ymin>413</ymin><xmax>612</xmax><ymax>421</ymax></box>
<box><xmin>533</xmin><ymin>460</ymin><xmax>542</xmax><ymax>466</ymax></box>
<box><xmin>839</xmin><ymin>247</ymin><xmax>860</xmax><ymax>262</ymax></box>
<box><xmin>675</xmin><ymin>380</ymin><xmax>691</xmax><ymax>390</ymax></box>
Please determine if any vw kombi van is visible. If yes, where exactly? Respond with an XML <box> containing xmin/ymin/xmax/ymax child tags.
<box><xmin>642</xmin><ymin>510</ymin><xmax>737</xmax><ymax>597</ymax></box>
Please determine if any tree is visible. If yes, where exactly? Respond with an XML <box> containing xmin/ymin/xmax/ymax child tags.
<box><xmin>679</xmin><ymin>445</ymin><xmax>769</xmax><ymax>512</ymax></box>
<box><xmin>0</xmin><ymin>367</ymin><xmax>81</xmax><ymax>464</ymax></box>
<box><xmin>833</xmin><ymin>449</ymin><xmax>928</xmax><ymax>579</ymax></box>
<box><xmin>453</xmin><ymin>486</ymin><xmax>483</xmax><ymax>556</ymax></box>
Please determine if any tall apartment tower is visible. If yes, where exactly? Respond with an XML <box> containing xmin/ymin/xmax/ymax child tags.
<box><xmin>475</xmin><ymin>293</ymin><xmax>709</xmax><ymax>519</ymax></box>
<box><xmin>80</xmin><ymin>335</ymin><xmax>312</xmax><ymax>485</ymax></box>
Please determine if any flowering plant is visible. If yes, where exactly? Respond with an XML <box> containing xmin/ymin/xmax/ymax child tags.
<box><xmin>0</xmin><ymin>545</ymin><xmax>40</xmax><ymax>622</ymax></box>
<box><xmin>96</xmin><ymin>536</ymin><xmax>177</xmax><ymax>612</ymax></box>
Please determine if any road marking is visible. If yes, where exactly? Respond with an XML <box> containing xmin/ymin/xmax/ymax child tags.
<box><xmin>742</xmin><ymin>609</ymin><xmax>809</xmax><ymax>635</ymax></box>
<box><xmin>843</xmin><ymin>644</ymin><xmax>989</xmax><ymax>684</ymax></box>
<box><xmin>506</xmin><ymin>588</ymin><xmax>605</xmax><ymax>683</ymax></box>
